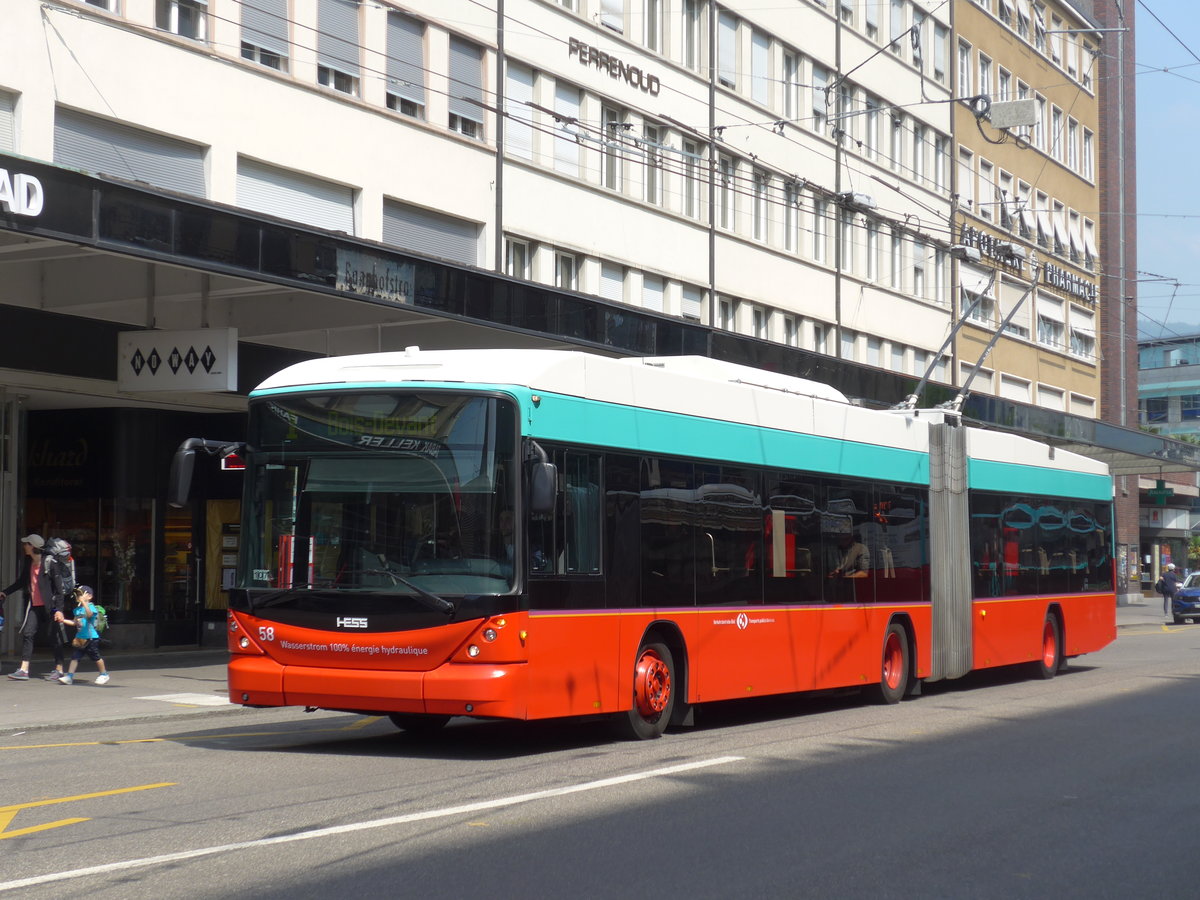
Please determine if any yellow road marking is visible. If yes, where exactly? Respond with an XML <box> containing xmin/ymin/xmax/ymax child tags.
<box><xmin>342</xmin><ymin>716</ymin><xmax>383</xmax><ymax>730</ymax></box>
<box><xmin>0</xmin><ymin>739</ymin><xmax>164</xmax><ymax>751</ymax></box>
<box><xmin>0</xmin><ymin>783</ymin><xmax>175</xmax><ymax>840</ymax></box>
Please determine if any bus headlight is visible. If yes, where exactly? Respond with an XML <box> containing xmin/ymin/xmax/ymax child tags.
<box><xmin>239</xmin><ymin>636</ymin><xmax>250</xmax><ymax>649</ymax></box>
<box><xmin>482</xmin><ymin>628</ymin><xmax>497</xmax><ymax>642</ymax></box>
<box><xmin>467</xmin><ymin>644</ymin><xmax>481</xmax><ymax>658</ymax></box>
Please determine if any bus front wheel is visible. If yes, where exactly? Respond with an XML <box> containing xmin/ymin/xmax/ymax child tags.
<box><xmin>620</xmin><ymin>641</ymin><xmax>675</xmax><ymax>740</ymax></box>
<box><xmin>1033</xmin><ymin>614</ymin><xmax>1061</xmax><ymax>680</ymax></box>
<box><xmin>868</xmin><ymin>622</ymin><xmax>909</xmax><ymax>705</ymax></box>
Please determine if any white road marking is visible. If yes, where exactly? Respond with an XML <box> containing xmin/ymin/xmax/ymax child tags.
<box><xmin>134</xmin><ymin>693</ymin><xmax>232</xmax><ymax>707</ymax></box>
<box><xmin>0</xmin><ymin>755</ymin><xmax>743</xmax><ymax>891</ymax></box>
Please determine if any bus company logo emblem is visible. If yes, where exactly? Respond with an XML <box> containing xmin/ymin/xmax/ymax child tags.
<box><xmin>337</xmin><ymin>617</ymin><xmax>368</xmax><ymax>628</ymax></box>
<box><xmin>736</xmin><ymin>613</ymin><xmax>749</xmax><ymax>630</ymax></box>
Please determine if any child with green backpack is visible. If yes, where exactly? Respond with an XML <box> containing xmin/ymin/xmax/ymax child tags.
<box><xmin>53</xmin><ymin>585</ymin><xmax>110</xmax><ymax>685</ymax></box>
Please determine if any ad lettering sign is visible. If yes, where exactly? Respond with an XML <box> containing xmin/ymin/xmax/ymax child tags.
<box><xmin>0</xmin><ymin>169</ymin><xmax>44</xmax><ymax>217</ymax></box>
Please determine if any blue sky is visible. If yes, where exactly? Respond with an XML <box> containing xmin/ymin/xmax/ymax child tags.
<box><xmin>1136</xmin><ymin>0</ymin><xmax>1200</xmax><ymax>335</ymax></box>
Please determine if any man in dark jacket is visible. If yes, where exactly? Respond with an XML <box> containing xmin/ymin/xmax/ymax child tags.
<box><xmin>1161</xmin><ymin>563</ymin><xmax>1183</xmax><ymax>621</ymax></box>
<box><xmin>0</xmin><ymin>534</ymin><xmax>66</xmax><ymax>681</ymax></box>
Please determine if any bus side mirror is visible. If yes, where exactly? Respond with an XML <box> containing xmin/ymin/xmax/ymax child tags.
<box><xmin>529</xmin><ymin>462</ymin><xmax>557</xmax><ymax>516</ymax></box>
<box><xmin>168</xmin><ymin>442</ymin><xmax>198</xmax><ymax>508</ymax></box>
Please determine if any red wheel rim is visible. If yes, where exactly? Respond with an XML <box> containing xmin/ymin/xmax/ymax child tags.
<box><xmin>1041</xmin><ymin>621</ymin><xmax>1057</xmax><ymax>668</ymax></box>
<box><xmin>882</xmin><ymin>631</ymin><xmax>904</xmax><ymax>691</ymax></box>
<box><xmin>634</xmin><ymin>649</ymin><xmax>671</xmax><ymax>718</ymax></box>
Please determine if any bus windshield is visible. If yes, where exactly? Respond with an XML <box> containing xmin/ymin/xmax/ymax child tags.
<box><xmin>239</xmin><ymin>391</ymin><xmax>518</xmax><ymax>596</ymax></box>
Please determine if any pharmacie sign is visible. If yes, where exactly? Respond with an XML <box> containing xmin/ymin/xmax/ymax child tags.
<box><xmin>568</xmin><ymin>37</ymin><xmax>662</xmax><ymax>96</ymax></box>
<box><xmin>1040</xmin><ymin>261</ymin><xmax>1098</xmax><ymax>304</ymax></box>
<box><xmin>0</xmin><ymin>167</ymin><xmax>44</xmax><ymax>217</ymax></box>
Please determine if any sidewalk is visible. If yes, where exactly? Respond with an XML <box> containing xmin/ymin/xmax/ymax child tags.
<box><xmin>0</xmin><ymin>649</ymin><xmax>243</xmax><ymax>734</ymax></box>
<box><xmin>0</xmin><ymin>605</ymin><xmax>1177</xmax><ymax>733</ymax></box>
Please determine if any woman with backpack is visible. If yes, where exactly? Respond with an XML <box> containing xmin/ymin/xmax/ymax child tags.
<box><xmin>53</xmin><ymin>585</ymin><xmax>110</xmax><ymax>685</ymax></box>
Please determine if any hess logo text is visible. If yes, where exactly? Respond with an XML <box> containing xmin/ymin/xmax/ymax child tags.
<box><xmin>336</xmin><ymin>617</ymin><xmax>368</xmax><ymax>628</ymax></box>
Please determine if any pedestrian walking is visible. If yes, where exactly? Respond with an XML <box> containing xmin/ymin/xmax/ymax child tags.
<box><xmin>54</xmin><ymin>585</ymin><xmax>110</xmax><ymax>686</ymax></box>
<box><xmin>1159</xmin><ymin>563</ymin><xmax>1182</xmax><ymax>621</ymax></box>
<box><xmin>0</xmin><ymin>534</ymin><xmax>67</xmax><ymax>681</ymax></box>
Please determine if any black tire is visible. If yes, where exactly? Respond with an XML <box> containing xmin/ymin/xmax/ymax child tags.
<box><xmin>618</xmin><ymin>641</ymin><xmax>675</xmax><ymax>740</ymax></box>
<box><xmin>868</xmin><ymin>622</ymin><xmax>909</xmax><ymax>705</ymax></box>
<box><xmin>388</xmin><ymin>713</ymin><xmax>451</xmax><ymax>733</ymax></box>
<box><xmin>1033</xmin><ymin>614</ymin><xmax>1060</xmax><ymax>679</ymax></box>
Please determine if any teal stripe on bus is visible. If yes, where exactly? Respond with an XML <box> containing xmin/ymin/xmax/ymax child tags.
<box><xmin>969</xmin><ymin>458</ymin><xmax>1111</xmax><ymax>501</ymax></box>
<box><xmin>253</xmin><ymin>381</ymin><xmax>1109</xmax><ymax>499</ymax></box>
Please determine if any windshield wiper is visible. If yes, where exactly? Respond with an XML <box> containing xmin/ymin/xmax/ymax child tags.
<box><xmin>363</xmin><ymin>568</ymin><xmax>456</xmax><ymax>616</ymax></box>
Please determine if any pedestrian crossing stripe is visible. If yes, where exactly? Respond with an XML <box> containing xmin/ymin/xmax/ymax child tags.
<box><xmin>134</xmin><ymin>693</ymin><xmax>232</xmax><ymax>707</ymax></box>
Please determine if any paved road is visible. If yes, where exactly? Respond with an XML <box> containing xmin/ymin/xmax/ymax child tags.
<box><xmin>1</xmin><ymin>614</ymin><xmax>1197</xmax><ymax>898</ymax></box>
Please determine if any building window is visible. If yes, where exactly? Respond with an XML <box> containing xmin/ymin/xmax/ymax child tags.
<box><xmin>752</xmin><ymin>305</ymin><xmax>770</xmax><ymax>339</ymax></box>
<box><xmin>386</xmin><ymin>11</ymin><xmax>425</xmax><ymax>118</ymax></box>
<box><xmin>865</xmin><ymin>218</ymin><xmax>879</xmax><ymax>281</ymax></box>
<box><xmin>934</xmin><ymin>23</ymin><xmax>948</xmax><ymax>83</ymax></box>
<box><xmin>644</xmin><ymin>0</ymin><xmax>663</xmax><ymax>52</ymax></box>
<box><xmin>889</xmin><ymin>113</ymin><xmax>903</xmax><ymax>172</ymax></box>
<box><xmin>718</xmin><ymin>12</ymin><xmax>737</xmax><ymax>88</ymax></box>
<box><xmin>718</xmin><ymin>296</ymin><xmax>735</xmax><ymax>330</ymax></box>
<box><xmin>1143</xmin><ymin>397</ymin><xmax>1168</xmax><ymax>424</ymax></box>
<box><xmin>682</xmin><ymin>0</ymin><xmax>702</xmax><ymax>71</ymax></box>
<box><xmin>889</xmin><ymin>0</ymin><xmax>906</xmax><ymax>57</ymax></box>
<box><xmin>864</xmin><ymin>95</ymin><xmax>880</xmax><ymax>159</ymax></box>
<box><xmin>158</xmin><ymin>0</ymin><xmax>207</xmax><ymax>41</ymax></box>
<box><xmin>911</xmin><ymin>123</ymin><xmax>925</xmax><ymax>182</ymax></box>
<box><xmin>751</xmin><ymin>31</ymin><xmax>770</xmax><ymax>106</ymax></box>
<box><xmin>555</xmin><ymin>251</ymin><xmax>577</xmax><ymax>290</ymax></box>
<box><xmin>644</xmin><ymin>123</ymin><xmax>663</xmax><ymax>205</ymax></box>
<box><xmin>958</xmin><ymin>147</ymin><xmax>974</xmax><ymax>210</ymax></box>
<box><xmin>957</xmin><ymin>41</ymin><xmax>971</xmax><ymax>98</ymax></box>
<box><xmin>505</xmin><ymin>238</ymin><xmax>531</xmax><ymax>279</ymax></box>
<box><xmin>978</xmin><ymin>159</ymin><xmax>994</xmax><ymax>220</ymax></box>
<box><xmin>449</xmin><ymin>37</ymin><xmax>485</xmax><ymax>139</ymax></box>
<box><xmin>785</xmin><ymin>181</ymin><xmax>801</xmax><ymax>252</ymax></box>
<box><xmin>912</xmin><ymin>240</ymin><xmax>926</xmax><ymax>299</ymax></box>
<box><xmin>1037</xmin><ymin>303</ymin><xmax>1065</xmax><ymax>350</ymax></box>
<box><xmin>642</xmin><ymin>274</ymin><xmax>665</xmax><ymax>312</ymax></box>
<box><xmin>841</xmin><ymin>328</ymin><xmax>858</xmax><ymax>361</ymax></box>
<box><xmin>553</xmin><ymin>81</ymin><xmax>581</xmax><ymax>174</ymax></box>
<box><xmin>718</xmin><ymin>155</ymin><xmax>735</xmax><ymax>230</ymax></box>
<box><xmin>1182</xmin><ymin>395</ymin><xmax>1200</xmax><ymax>421</ymax></box>
<box><xmin>813</xmin><ymin>198</ymin><xmax>828</xmax><ymax>262</ymax></box>
<box><xmin>783</xmin><ymin>315</ymin><xmax>799</xmax><ymax>346</ymax></box>
<box><xmin>753</xmin><ymin>170</ymin><xmax>769</xmax><ymax>242</ymax></box>
<box><xmin>683</xmin><ymin>139</ymin><xmax>701</xmax><ymax>218</ymax></box>
<box><xmin>682</xmin><ymin>285</ymin><xmax>703</xmax><ymax>322</ymax></box>
<box><xmin>1082</xmin><ymin>129</ymin><xmax>1095</xmax><ymax>181</ymax></box>
<box><xmin>507</xmin><ymin>64</ymin><xmax>535</xmax><ymax>161</ymax></box>
<box><xmin>602</xmin><ymin>106</ymin><xmax>626</xmax><ymax>190</ymax></box>
<box><xmin>812</xmin><ymin>65</ymin><xmax>829</xmax><ymax>133</ymax></box>
<box><xmin>784</xmin><ymin>52</ymin><xmax>802</xmax><ymax>121</ymax></box>
<box><xmin>890</xmin><ymin>227</ymin><xmax>903</xmax><ymax>289</ymax></box>
<box><xmin>601</xmin><ymin>0</ymin><xmax>623</xmax><ymax>32</ymax></box>
<box><xmin>840</xmin><ymin>209</ymin><xmax>855</xmax><ymax>273</ymax></box>
<box><xmin>316</xmin><ymin>0</ymin><xmax>360</xmax><ymax>96</ymax></box>
<box><xmin>241</xmin><ymin>0</ymin><xmax>288</xmax><ymax>71</ymax></box>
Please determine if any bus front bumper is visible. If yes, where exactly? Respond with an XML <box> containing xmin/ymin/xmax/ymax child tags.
<box><xmin>228</xmin><ymin>656</ymin><xmax>529</xmax><ymax>719</ymax></box>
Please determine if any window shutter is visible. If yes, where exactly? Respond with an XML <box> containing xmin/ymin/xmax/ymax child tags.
<box><xmin>0</xmin><ymin>91</ymin><xmax>14</xmax><ymax>152</ymax></box>
<box><xmin>242</xmin><ymin>0</ymin><xmax>288</xmax><ymax>57</ymax></box>
<box><xmin>382</xmin><ymin>199</ymin><xmax>480</xmax><ymax>266</ymax></box>
<box><xmin>236</xmin><ymin>158</ymin><xmax>354</xmax><ymax>234</ymax></box>
<box><xmin>600</xmin><ymin>262</ymin><xmax>624</xmax><ymax>302</ymax></box>
<box><xmin>449</xmin><ymin>38</ymin><xmax>484</xmax><ymax>124</ymax></box>
<box><xmin>386</xmin><ymin>12</ymin><xmax>425</xmax><ymax>105</ymax></box>
<box><xmin>553</xmin><ymin>82</ymin><xmax>581</xmax><ymax>173</ymax></box>
<box><xmin>54</xmin><ymin>108</ymin><xmax>206</xmax><ymax>197</ymax></box>
<box><xmin>506</xmin><ymin>63</ymin><xmax>534</xmax><ymax>160</ymax></box>
<box><xmin>318</xmin><ymin>0</ymin><xmax>360</xmax><ymax>77</ymax></box>
<box><xmin>642</xmin><ymin>275</ymin><xmax>664</xmax><ymax>312</ymax></box>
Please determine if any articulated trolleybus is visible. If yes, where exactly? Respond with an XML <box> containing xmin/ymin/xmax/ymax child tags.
<box><xmin>171</xmin><ymin>349</ymin><xmax>1115</xmax><ymax>738</ymax></box>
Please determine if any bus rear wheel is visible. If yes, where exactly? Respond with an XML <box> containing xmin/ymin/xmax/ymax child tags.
<box><xmin>620</xmin><ymin>641</ymin><xmax>675</xmax><ymax>740</ymax></box>
<box><xmin>868</xmin><ymin>622</ymin><xmax>909</xmax><ymax>705</ymax></box>
<box><xmin>388</xmin><ymin>713</ymin><xmax>451</xmax><ymax>733</ymax></box>
<box><xmin>1033</xmin><ymin>615</ymin><xmax>1060</xmax><ymax>680</ymax></box>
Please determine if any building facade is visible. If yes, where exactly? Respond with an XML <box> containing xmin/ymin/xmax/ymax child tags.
<box><xmin>0</xmin><ymin>0</ymin><xmax>1153</xmax><ymax>645</ymax></box>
